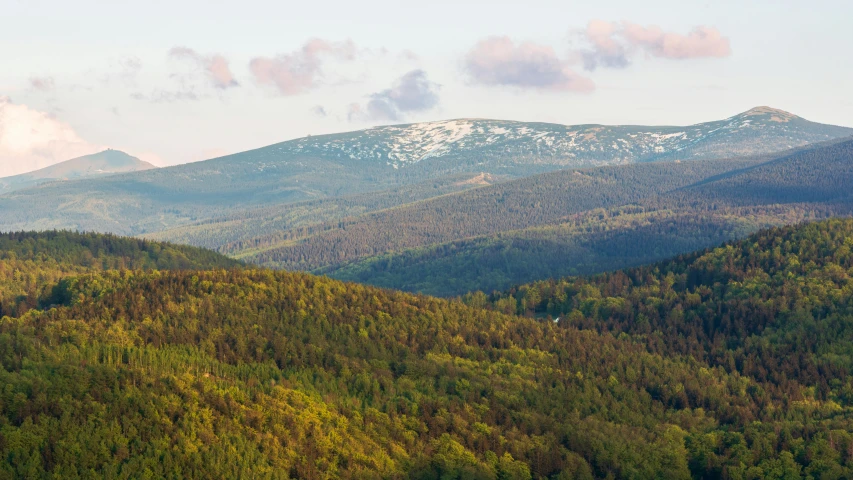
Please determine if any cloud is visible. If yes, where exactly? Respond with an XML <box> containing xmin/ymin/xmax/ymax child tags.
<box><xmin>131</xmin><ymin>90</ymin><xmax>202</xmax><ymax>103</ymax></box>
<box><xmin>350</xmin><ymin>69</ymin><xmax>440</xmax><ymax>122</ymax></box>
<box><xmin>377</xmin><ymin>47</ymin><xmax>420</xmax><ymax>62</ymax></box>
<box><xmin>249</xmin><ymin>39</ymin><xmax>356</xmax><ymax>95</ymax></box>
<box><xmin>398</xmin><ymin>49</ymin><xmax>420</xmax><ymax>62</ymax></box>
<box><xmin>29</xmin><ymin>76</ymin><xmax>56</xmax><ymax>92</ymax></box>
<box><xmin>99</xmin><ymin>55</ymin><xmax>143</xmax><ymax>87</ymax></box>
<box><xmin>622</xmin><ymin>23</ymin><xmax>731</xmax><ymax>59</ymax></box>
<box><xmin>463</xmin><ymin>36</ymin><xmax>594</xmax><ymax>92</ymax></box>
<box><xmin>580</xmin><ymin>21</ymin><xmax>731</xmax><ymax>69</ymax></box>
<box><xmin>0</xmin><ymin>97</ymin><xmax>104</xmax><ymax>177</ymax></box>
<box><xmin>346</xmin><ymin>103</ymin><xmax>364</xmax><ymax>122</ymax></box>
<box><xmin>169</xmin><ymin>46</ymin><xmax>239</xmax><ymax>89</ymax></box>
<box><xmin>132</xmin><ymin>48</ymin><xmax>230</xmax><ymax>104</ymax></box>
<box><xmin>581</xmin><ymin>20</ymin><xmax>630</xmax><ymax>70</ymax></box>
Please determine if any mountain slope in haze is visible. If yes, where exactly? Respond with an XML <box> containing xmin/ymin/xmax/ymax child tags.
<box><xmin>0</xmin><ymin>107</ymin><xmax>848</xmax><ymax>236</ymax></box>
<box><xmin>4</xmin><ymin>222</ymin><xmax>853</xmax><ymax>477</ymax></box>
<box><xmin>245</xmin><ymin>137</ymin><xmax>853</xmax><ymax>295</ymax></box>
<box><xmin>140</xmin><ymin>172</ymin><xmax>506</xmax><ymax>250</ymax></box>
<box><xmin>233</xmin><ymin>157</ymin><xmax>764</xmax><ymax>266</ymax></box>
<box><xmin>0</xmin><ymin>149</ymin><xmax>156</xmax><ymax>194</ymax></box>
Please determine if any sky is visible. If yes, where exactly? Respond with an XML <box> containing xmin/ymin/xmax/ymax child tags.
<box><xmin>1</xmin><ymin>0</ymin><xmax>851</xmax><ymax>177</ymax></box>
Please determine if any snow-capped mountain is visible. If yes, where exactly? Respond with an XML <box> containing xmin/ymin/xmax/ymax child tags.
<box><xmin>265</xmin><ymin>106</ymin><xmax>851</xmax><ymax>170</ymax></box>
<box><xmin>0</xmin><ymin>107</ymin><xmax>849</xmax><ymax>236</ymax></box>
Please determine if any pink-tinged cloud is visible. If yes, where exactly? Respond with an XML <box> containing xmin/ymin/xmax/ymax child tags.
<box><xmin>463</xmin><ymin>36</ymin><xmax>594</xmax><ymax>93</ymax></box>
<box><xmin>249</xmin><ymin>39</ymin><xmax>356</xmax><ymax>95</ymax></box>
<box><xmin>580</xmin><ymin>21</ymin><xmax>731</xmax><ymax>69</ymax></box>
<box><xmin>29</xmin><ymin>76</ymin><xmax>56</xmax><ymax>92</ymax></box>
<box><xmin>621</xmin><ymin>23</ymin><xmax>732</xmax><ymax>59</ymax></box>
<box><xmin>169</xmin><ymin>47</ymin><xmax>239</xmax><ymax>89</ymax></box>
<box><xmin>581</xmin><ymin>20</ymin><xmax>630</xmax><ymax>69</ymax></box>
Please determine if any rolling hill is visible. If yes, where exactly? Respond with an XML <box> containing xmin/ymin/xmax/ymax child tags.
<box><xmin>0</xmin><ymin>230</ymin><xmax>241</xmax><ymax>317</ymax></box>
<box><xmin>0</xmin><ymin>107</ymin><xmax>848</xmax><ymax>236</ymax></box>
<box><xmin>484</xmin><ymin>218</ymin><xmax>853</xmax><ymax>395</ymax></box>
<box><xmin>3</xmin><ymin>222</ymin><xmax>853</xmax><ymax>477</ymax></box>
<box><xmin>0</xmin><ymin>149</ymin><xmax>156</xmax><ymax>194</ymax></box>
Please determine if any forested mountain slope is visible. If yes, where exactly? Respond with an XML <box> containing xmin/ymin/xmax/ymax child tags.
<box><xmin>481</xmin><ymin>219</ymin><xmax>853</xmax><ymax>401</ymax></box>
<box><xmin>289</xmin><ymin>138</ymin><xmax>853</xmax><ymax>295</ymax></box>
<box><xmin>2</xmin><ymin>222</ymin><xmax>853</xmax><ymax>477</ymax></box>
<box><xmin>326</xmin><ymin>207</ymin><xmax>796</xmax><ymax>296</ymax></box>
<box><xmin>236</xmin><ymin>157</ymin><xmax>764</xmax><ymax>269</ymax></box>
<box><xmin>0</xmin><ymin>231</ymin><xmax>240</xmax><ymax>317</ymax></box>
<box><xmin>140</xmin><ymin>172</ymin><xmax>505</xmax><ymax>250</ymax></box>
<box><xmin>0</xmin><ymin>107</ymin><xmax>848</xmax><ymax>236</ymax></box>
<box><xmin>655</xmin><ymin>138</ymin><xmax>853</xmax><ymax>208</ymax></box>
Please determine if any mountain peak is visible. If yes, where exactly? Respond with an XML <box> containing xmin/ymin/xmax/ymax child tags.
<box><xmin>0</xmin><ymin>149</ymin><xmax>157</xmax><ymax>194</ymax></box>
<box><xmin>738</xmin><ymin>106</ymin><xmax>799</xmax><ymax>122</ymax></box>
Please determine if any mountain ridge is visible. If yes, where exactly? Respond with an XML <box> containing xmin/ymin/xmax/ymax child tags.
<box><xmin>0</xmin><ymin>107</ymin><xmax>849</xmax><ymax>237</ymax></box>
<box><xmin>245</xmin><ymin>106</ymin><xmax>850</xmax><ymax>170</ymax></box>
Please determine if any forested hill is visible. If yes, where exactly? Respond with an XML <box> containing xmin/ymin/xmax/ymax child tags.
<box><xmin>480</xmin><ymin>218</ymin><xmax>853</xmax><ymax>402</ymax></box>
<box><xmin>2</xmin><ymin>222</ymin><xmax>853</xmax><ymax>477</ymax></box>
<box><xmin>0</xmin><ymin>230</ymin><xmax>240</xmax><ymax>317</ymax></box>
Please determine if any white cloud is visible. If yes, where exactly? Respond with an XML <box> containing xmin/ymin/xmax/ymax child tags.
<box><xmin>0</xmin><ymin>97</ymin><xmax>104</xmax><ymax>177</ymax></box>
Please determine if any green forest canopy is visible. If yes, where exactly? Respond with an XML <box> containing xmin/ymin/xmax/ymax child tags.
<box><xmin>1</xmin><ymin>222</ymin><xmax>853</xmax><ymax>477</ymax></box>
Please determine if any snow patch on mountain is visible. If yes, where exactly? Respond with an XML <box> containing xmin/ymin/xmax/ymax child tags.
<box><xmin>272</xmin><ymin>107</ymin><xmax>850</xmax><ymax>170</ymax></box>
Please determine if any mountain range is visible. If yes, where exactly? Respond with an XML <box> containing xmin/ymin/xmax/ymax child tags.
<box><xmin>225</xmin><ymin>137</ymin><xmax>853</xmax><ymax>295</ymax></box>
<box><xmin>0</xmin><ymin>107</ymin><xmax>849</xmax><ymax>237</ymax></box>
<box><xmin>278</xmin><ymin>106</ymin><xmax>850</xmax><ymax>169</ymax></box>
<box><xmin>0</xmin><ymin>149</ymin><xmax>156</xmax><ymax>194</ymax></box>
